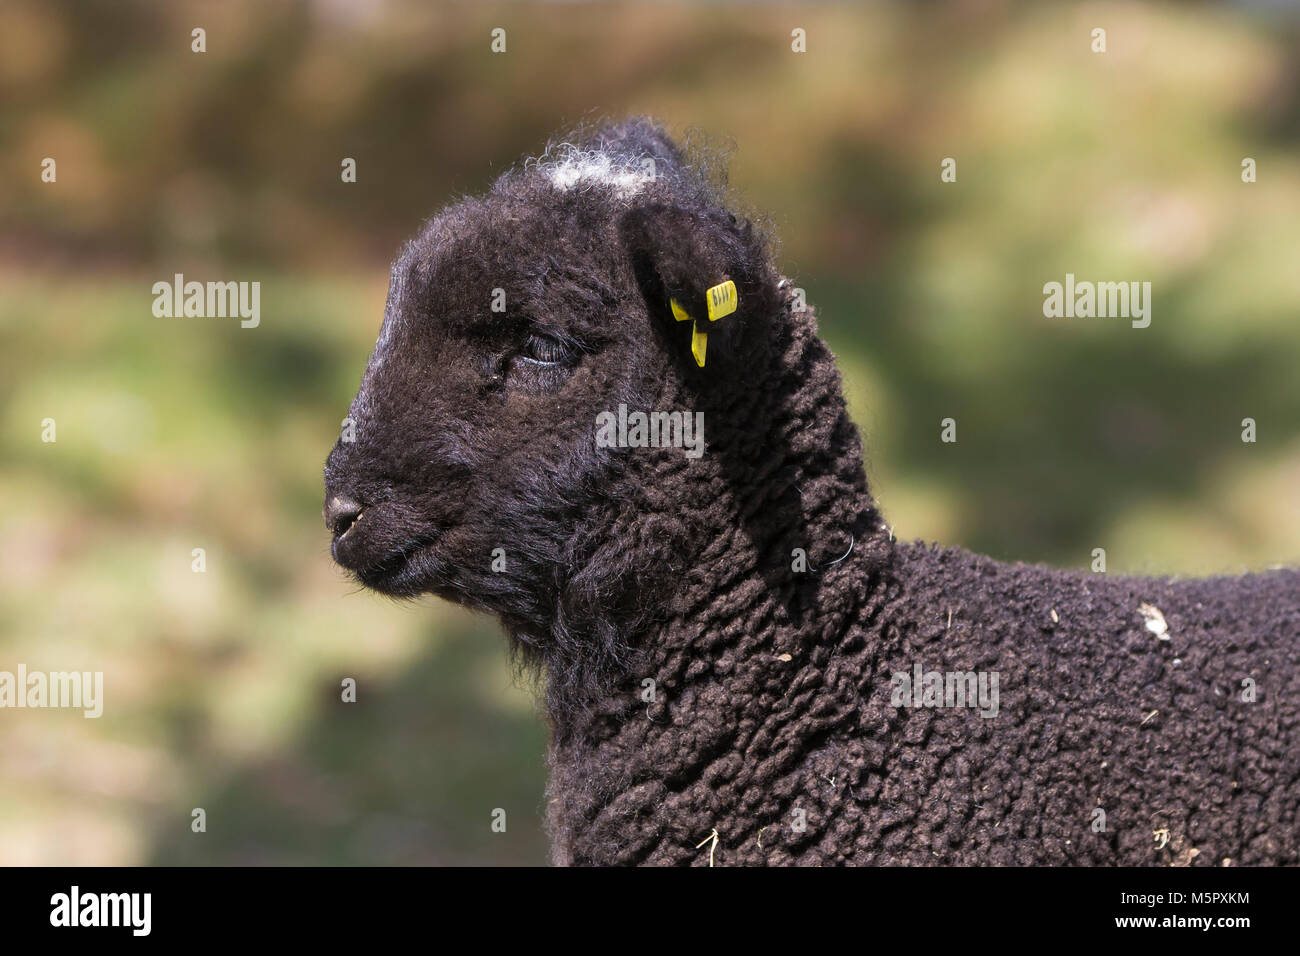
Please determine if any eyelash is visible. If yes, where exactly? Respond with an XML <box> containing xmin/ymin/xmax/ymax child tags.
<box><xmin>495</xmin><ymin>332</ymin><xmax>583</xmax><ymax>391</ymax></box>
<box><xmin>518</xmin><ymin>334</ymin><xmax>571</xmax><ymax>367</ymax></box>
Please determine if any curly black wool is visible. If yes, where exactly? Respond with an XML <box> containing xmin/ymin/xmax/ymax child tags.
<box><xmin>324</xmin><ymin>119</ymin><xmax>1299</xmax><ymax>866</ymax></box>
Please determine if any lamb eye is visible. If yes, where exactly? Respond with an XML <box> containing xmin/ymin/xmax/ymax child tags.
<box><xmin>519</xmin><ymin>334</ymin><xmax>571</xmax><ymax>366</ymax></box>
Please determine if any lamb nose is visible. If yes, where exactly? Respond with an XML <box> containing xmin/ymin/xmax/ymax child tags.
<box><xmin>324</xmin><ymin>494</ymin><xmax>363</xmax><ymax>536</ymax></box>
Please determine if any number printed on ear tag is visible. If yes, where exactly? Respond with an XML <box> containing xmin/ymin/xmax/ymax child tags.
<box><xmin>706</xmin><ymin>280</ymin><xmax>738</xmax><ymax>322</ymax></box>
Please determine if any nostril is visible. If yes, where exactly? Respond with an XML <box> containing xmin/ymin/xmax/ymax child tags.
<box><xmin>325</xmin><ymin>494</ymin><xmax>364</xmax><ymax>537</ymax></box>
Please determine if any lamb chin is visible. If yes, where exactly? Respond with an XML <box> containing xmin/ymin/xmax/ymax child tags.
<box><xmin>355</xmin><ymin>554</ymin><xmax>436</xmax><ymax>597</ymax></box>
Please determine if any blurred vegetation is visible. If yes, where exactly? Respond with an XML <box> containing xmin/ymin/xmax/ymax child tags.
<box><xmin>1</xmin><ymin>0</ymin><xmax>1298</xmax><ymax>865</ymax></box>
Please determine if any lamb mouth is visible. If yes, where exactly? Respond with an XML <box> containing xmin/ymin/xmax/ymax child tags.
<box><xmin>335</xmin><ymin>511</ymin><xmax>362</xmax><ymax>541</ymax></box>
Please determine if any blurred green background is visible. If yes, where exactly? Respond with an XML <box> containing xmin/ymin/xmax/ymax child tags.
<box><xmin>2</xmin><ymin>0</ymin><xmax>1298</xmax><ymax>865</ymax></box>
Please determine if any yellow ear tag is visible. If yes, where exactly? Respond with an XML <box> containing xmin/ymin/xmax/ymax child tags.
<box><xmin>671</xmin><ymin>297</ymin><xmax>707</xmax><ymax>367</ymax></box>
<box><xmin>691</xmin><ymin>323</ymin><xmax>708</xmax><ymax>367</ymax></box>
<box><xmin>706</xmin><ymin>280</ymin><xmax>738</xmax><ymax>322</ymax></box>
<box><xmin>670</xmin><ymin>285</ymin><xmax>736</xmax><ymax>368</ymax></box>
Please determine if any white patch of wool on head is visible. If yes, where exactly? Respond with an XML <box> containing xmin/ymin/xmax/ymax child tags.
<box><xmin>534</xmin><ymin>147</ymin><xmax>656</xmax><ymax>199</ymax></box>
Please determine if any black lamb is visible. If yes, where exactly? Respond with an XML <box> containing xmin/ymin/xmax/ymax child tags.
<box><xmin>323</xmin><ymin>119</ymin><xmax>1299</xmax><ymax>866</ymax></box>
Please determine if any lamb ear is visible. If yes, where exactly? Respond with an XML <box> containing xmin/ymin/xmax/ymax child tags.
<box><xmin>618</xmin><ymin>202</ymin><xmax>766</xmax><ymax>369</ymax></box>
